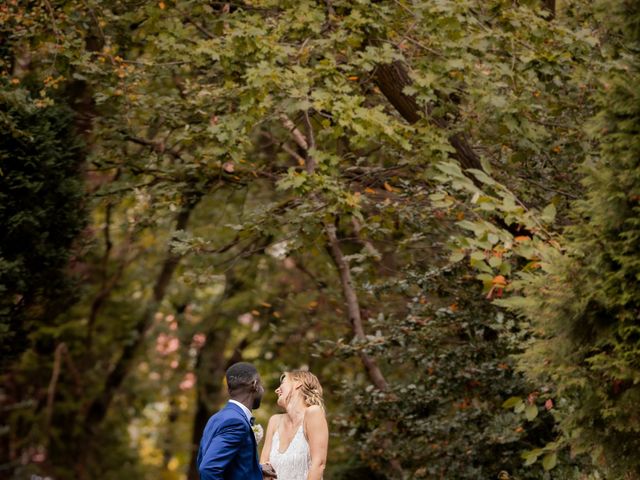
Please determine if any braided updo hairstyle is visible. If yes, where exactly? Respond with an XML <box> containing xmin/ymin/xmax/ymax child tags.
<box><xmin>283</xmin><ymin>370</ymin><xmax>324</xmax><ymax>409</ymax></box>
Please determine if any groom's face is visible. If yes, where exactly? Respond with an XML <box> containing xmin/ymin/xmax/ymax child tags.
<box><xmin>251</xmin><ymin>375</ymin><xmax>265</xmax><ymax>410</ymax></box>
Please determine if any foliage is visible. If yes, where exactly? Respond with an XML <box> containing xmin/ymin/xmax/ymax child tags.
<box><xmin>335</xmin><ymin>265</ymin><xmax>558</xmax><ymax>479</ymax></box>
<box><xmin>1</xmin><ymin>0</ymin><xmax>636</xmax><ymax>479</ymax></box>
<box><xmin>502</xmin><ymin>2</ymin><xmax>640</xmax><ymax>475</ymax></box>
<box><xmin>0</xmin><ymin>89</ymin><xmax>86</xmax><ymax>364</ymax></box>
<box><xmin>431</xmin><ymin>1</ymin><xmax>640</xmax><ymax>477</ymax></box>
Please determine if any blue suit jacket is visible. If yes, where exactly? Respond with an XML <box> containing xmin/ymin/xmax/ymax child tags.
<box><xmin>197</xmin><ymin>402</ymin><xmax>262</xmax><ymax>480</ymax></box>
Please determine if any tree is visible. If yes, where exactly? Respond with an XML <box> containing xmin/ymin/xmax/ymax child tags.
<box><xmin>499</xmin><ymin>1</ymin><xmax>640</xmax><ymax>475</ymax></box>
<box><xmin>1</xmin><ymin>0</ymin><xmax>627</xmax><ymax>479</ymax></box>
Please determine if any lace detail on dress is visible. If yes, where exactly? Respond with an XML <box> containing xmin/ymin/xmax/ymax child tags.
<box><xmin>269</xmin><ymin>423</ymin><xmax>311</xmax><ymax>480</ymax></box>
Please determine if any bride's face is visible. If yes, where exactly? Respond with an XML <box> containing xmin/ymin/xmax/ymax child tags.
<box><xmin>275</xmin><ymin>375</ymin><xmax>297</xmax><ymax>409</ymax></box>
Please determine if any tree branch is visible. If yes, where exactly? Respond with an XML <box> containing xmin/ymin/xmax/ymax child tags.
<box><xmin>279</xmin><ymin>113</ymin><xmax>309</xmax><ymax>151</ymax></box>
<box><xmin>374</xmin><ymin>60</ymin><xmax>483</xmax><ymax>171</ymax></box>
<box><xmin>325</xmin><ymin>222</ymin><xmax>389</xmax><ymax>391</ymax></box>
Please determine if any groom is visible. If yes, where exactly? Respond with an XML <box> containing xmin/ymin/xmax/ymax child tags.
<box><xmin>197</xmin><ymin>362</ymin><xmax>277</xmax><ymax>479</ymax></box>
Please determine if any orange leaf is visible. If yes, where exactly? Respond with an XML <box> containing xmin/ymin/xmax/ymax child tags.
<box><xmin>492</xmin><ymin>275</ymin><xmax>507</xmax><ymax>286</ymax></box>
<box><xmin>383</xmin><ymin>182</ymin><xmax>395</xmax><ymax>192</ymax></box>
<box><xmin>364</xmin><ymin>187</ymin><xmax>376</xmax><ymax>194</ymax></box>
<box><xmin>347</xmin><ymin>75</ymin><xmax>359</xmax><ymax>81</ymax></box>
<box><xmin>514</xmin><ymin>236</ymin><xmax>530</xmax><ymax>242</ymax></box>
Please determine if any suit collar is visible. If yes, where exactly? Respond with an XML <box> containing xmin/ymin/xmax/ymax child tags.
<box><xmin>226</xmin><ymin>401</ymin><xmax>253</xmax><ymax>428</ymax></box>
<box><xmin>228</xmin><ymin>399</ymin><xmax>253</xmax><ymax>423</ymax></box>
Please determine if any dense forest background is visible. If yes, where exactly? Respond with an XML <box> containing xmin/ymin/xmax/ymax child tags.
<box><xmin>1</xmin><ymin>0</ymin><xmax>639</xmax><ymax>478</ymax></box>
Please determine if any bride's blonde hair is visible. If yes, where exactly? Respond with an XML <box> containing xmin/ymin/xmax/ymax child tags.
<box><xmin>282</xmin><ymin>370</ymin><xmax>324</xmax><ymax>409</ymax></box>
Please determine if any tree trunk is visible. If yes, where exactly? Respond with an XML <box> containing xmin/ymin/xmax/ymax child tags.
<box><xmin>186</xmin><ymin>272</ymin><xmax>249</xmax><ymax>480</ymax></box>
<box><xmin>543</xmin><ymin>0</ymin><xmax>556</xmax><ymax>19</ymax></box>
<box><xmin>81</xmin><ymin>192</ymin><xmax>202</xmax><ymax>462</ymax></box>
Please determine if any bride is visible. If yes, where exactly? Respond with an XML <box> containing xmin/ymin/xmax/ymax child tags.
<box><xmin>260</xmin><ymin>370</ymin><xmax>328</xmax><ymax>480</ymax></box>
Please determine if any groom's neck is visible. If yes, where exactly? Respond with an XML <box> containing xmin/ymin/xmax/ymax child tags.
<box><xmin>230</xmin><ymin>393</ymin><xmax>254</xmax><ymax>411</ymax></box>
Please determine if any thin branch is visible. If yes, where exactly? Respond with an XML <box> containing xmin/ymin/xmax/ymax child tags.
<box><xmin>325</xmin><ymin>222</ymin><xmax>389</xmax><ymax>391</ymax></box>
<box><xmin>351</xmin><ymin>217</ymin><xmax>380</xmax><ymax>259</ymax></box>
<box><xmin>292</xmin><ymin>257</ymin><xmax>328</xmax><ymax>290</ymax></box>
<box><xmin>303</xmin><ymin>109</ymin><xmax>316</xmax><ymax>151</ymax></box>
<box><xmin>279</xmin><ymin>113</ymin><xmax>309</xmax><ymax>151</ymax></box>
<box><xmin>43</xmin><ymin>0</ymin><xmax>61</xmax><ymax>38</ymax></box>
<box><xmin>123</xmin><ymin>134</ymin><xmax>184</xmax><ymax>160</ymax></box>
<box><xmin>120</xmin><ymin>60</ymin><xmax>189</xmax><ymax>67</ymax></box>
<box><xmin>177</xmin><ymin>8</ymin><xmax>215</xmax><ymax>39</ymax></box>
<box><xmin>403</xmin><ymin>36</ymin><xmax>445</xmax><ymax>58</ymax></box>
<box><xmin>45</xmin><ymin>344</ymin><xmax>66</xmax><ymax>441</ymax></box>
<box><xmin>303</xmin><ymin>109</ymin><xmax>317</xmax><ymax>173</ymax></box>
<box><xmin>260</xmin><ymin>131</ymin><xmax>306</xmax><ymax>166</ymax></box>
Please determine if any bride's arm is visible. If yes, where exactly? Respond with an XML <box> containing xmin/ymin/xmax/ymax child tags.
<box><xmin>260</xmin><ymin>414</ymin><xmax>279</xmax><ymax>464</ymax></box>
<box><xmin>305</xmin><ymin>406</ymin><xmax>328</xmax><ymax>480</ymax></box>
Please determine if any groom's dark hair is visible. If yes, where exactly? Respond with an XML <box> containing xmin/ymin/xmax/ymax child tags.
<box><xmin>226</xmin><ymin>362</ymin><xmax>259</xmax><ymax>393</ymax></box>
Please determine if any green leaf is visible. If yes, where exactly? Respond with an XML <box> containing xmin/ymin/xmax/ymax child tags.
<box><xmin>541</xmin><ymin>203</ymin><xmax>556</xmax><ymax>223</ymax></box>
<box><xmin>488</xmin><ymin>256</ymin><xmax>502</xmax><ymax>268</ymax></box>
<box><xmin>467</xmin><ymin>168</ymin><xmax>497</xmax><ymax>186</ymax></box>
<box><xmin>542</xmin><ymin>452</ymin><xmax>557</xmax><ymax>471</ymax></box>
<box><xmin>502</xmin><ymin>396</ymin><xmax>523</xmax><ymax>409</ymax></box>
<box><xmin>525</xmin><ymin>404</ymin><xmax>538</xmax><ymax>421</ymax></box>
<box><xmin>470</xmin><ymin>251</ymin><xmax>486</xmax><ymax>261</ymax></box>
<box><xmin>522</xmin><ymin>448</ymin><xmax>543</xmax><ymax>466</ymax></box>
<box><xmin>449</xmin><ymin>251</ymin><xmax>465</xmax><ymax>262</ymax></box>
<box><xmin>437</xmin><ymin>161</ymin><xmax>464</xmax><ymax>178</ymax></box>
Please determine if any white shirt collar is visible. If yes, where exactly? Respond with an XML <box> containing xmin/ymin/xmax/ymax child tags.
<box><xmin>228</xmin><ymin>399</ymin><xmax>253</xmax><ymax>423</ymax></box>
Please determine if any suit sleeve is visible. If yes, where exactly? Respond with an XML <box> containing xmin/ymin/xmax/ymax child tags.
<box><xmin>198</xmin><ymin>418</ymin><xmax>247</xmax><ymax>480</ymax></box>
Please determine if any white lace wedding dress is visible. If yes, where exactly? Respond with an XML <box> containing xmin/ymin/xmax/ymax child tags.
<box><xmin>269</xmin><ymin>423</ymin><xmax>311</xmax><ymax>480</ymax></box>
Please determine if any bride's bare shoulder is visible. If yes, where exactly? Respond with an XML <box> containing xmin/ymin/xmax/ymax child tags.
<box><xmin>304</xmin><ymin>405</ymin><xmax>325</xmax><ymax>418</ymax></box>
<box><xmin>268</xmin><ymin>413</ymin><xmax>284</xmax><ymax>425</ymax></box>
